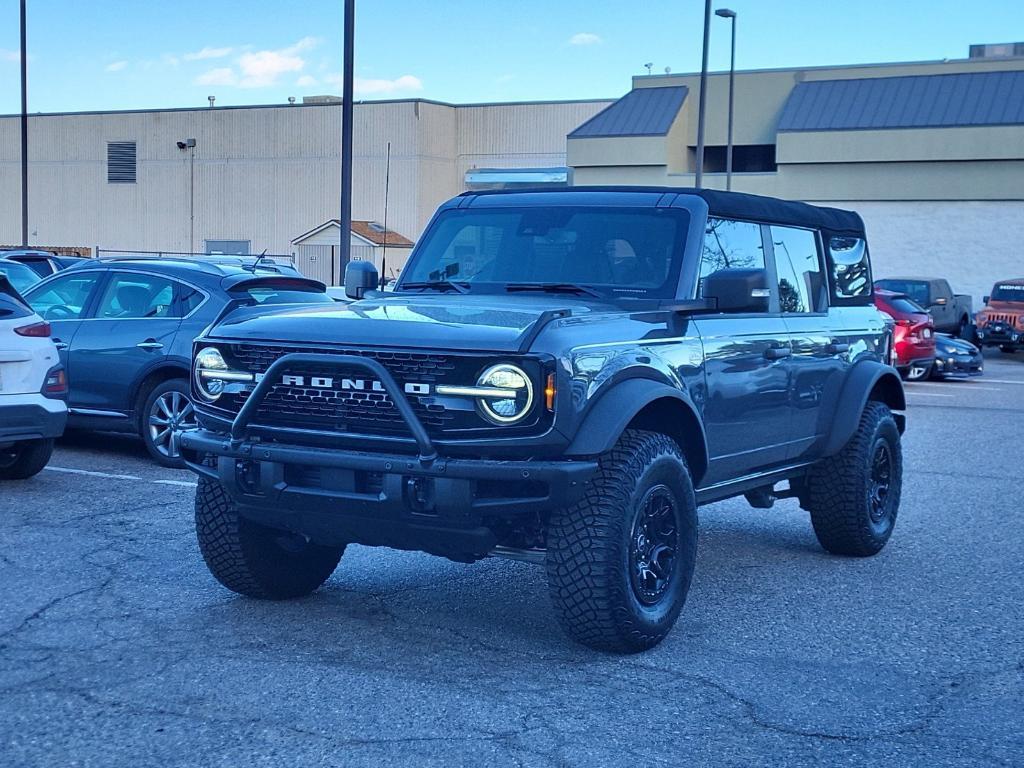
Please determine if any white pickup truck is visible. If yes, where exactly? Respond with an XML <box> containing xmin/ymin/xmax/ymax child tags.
<box><xmin>0</xmin><ymin>275</ymin><xmax>67</xmax><ymax>480</ymax></box>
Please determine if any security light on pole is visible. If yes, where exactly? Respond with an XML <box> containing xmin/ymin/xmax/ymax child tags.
<box><xmin>715</xmin><ymin>8</ymin><xmax>737</xmax><ymax>191</ymax></box>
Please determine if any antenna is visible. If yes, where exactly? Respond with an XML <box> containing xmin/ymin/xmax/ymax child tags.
<box><xmin>208</xmin><ymin>95</ymin><xmax>215</xmax><ymax>108</ymax></box>
<box><xmin>247</xmin><ymin>248</ymin><xmax>269</xmax><ymax>273</ymax></box>
<box><xmin>644</xmin><ymin>62</ymin><xmax>653</xmax><ymax>76</ymax></box>
<box><xmin>379</xmin><ymin>141</ymin><xmax>391</xmax><ymax>289</ymax></box>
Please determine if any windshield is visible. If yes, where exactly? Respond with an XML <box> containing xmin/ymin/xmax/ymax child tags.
<box><xmin>0</xmin><ymin>261</ymin><xmax>42</xmax><ymax>294</ymax></box>
<box><xmin>886</xmin><ymin>295</ymin><xmax>927</xmax><ymax>315</ymax></box>
<box><xmin>399</xmin><ymin>207</ymin><xmax>690</xmax><ymax>299</ymax></box>
<box><xmin>875</xmin><ymin>279</ymin><xmax>929</xmax><ymax>305</ymax></box>
<box><xmin>991</xmin><ymin>284</ymin><xmax>1024</xmax><ymax>303</ymax></box>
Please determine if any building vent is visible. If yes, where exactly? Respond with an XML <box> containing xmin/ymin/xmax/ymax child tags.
<box><xmin>969</xmin><ymin>42</ymin><xmax>1024</xmax><ymax>59</ymax></box>
<box><xmin>107</xmin><ymin>141</ymin><xmax>137</xmax><ymax>183</ymax></box>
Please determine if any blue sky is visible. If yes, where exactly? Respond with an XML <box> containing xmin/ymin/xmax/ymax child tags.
<box><xmin>1</xmin><ymin>0</ymin><xmax>1022</xmax><ymax>113</ymax></box>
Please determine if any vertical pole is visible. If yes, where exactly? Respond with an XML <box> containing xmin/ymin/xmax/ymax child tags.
<box><xmin>338</xmin><ymin>0</ymin><xmax>355</xmax><ymax>279</ymax></box>
<box><xmin>725</xmin><ymin>16</ymin><xmax>735</xmax><ymax>191</ymax></box>
<box><xmin>694</xmin><ymin>0</ymin><xmax>712</xmax><ymax>189</ymax></box>
<box><xmin>379</xmin><ymin>141</ymin><xmax>390</xmax><ymax>288</ymax></box>
<box><xmin>20</xmin><ymin>0</ymin><xmax>29</xmax><ymax>246</ymax></box>
<box><xmin>189</xmin><ymin>146</ymin><xmax>195</xmax><ymax>253</ymax></box>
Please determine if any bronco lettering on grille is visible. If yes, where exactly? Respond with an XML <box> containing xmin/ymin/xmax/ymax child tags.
<box><xmin>276</xmin><ymin>374</ymin><xmax>431</xmax><ymax>396</ymax></box>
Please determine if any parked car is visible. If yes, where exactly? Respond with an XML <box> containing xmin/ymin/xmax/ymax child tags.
<box><xmin>21</xmin><ymin>257</ymin><xmax>332</xmax><ymax>467</ymax></box>
<box><xmin>0</xmin><ymin>259</ymin><xmax>43</xmax><ymax>296</ymax></box>
<box><xmin>931</xmin><ymin>334</ymin><xmax>984</xmax><ymax>380</ymax></box>
<box><xmin>180</xmin><ymin>187</ymin><xmax>906</xmax><ymax>653</ymax></box>
<box><xmin>0</xmin><ymin>248</ymin><xmax>90</xmax><ymax>278</ymax></box>
<box><xmin>0</xmin><ymin>275</ymin><xmax>67</xmax><ymax>480</ymax></box>
<box><xmin>874</xmin><ymin>277</ymin><xmax>973</xmax><ymax>339</ymax></box>
<box><xmin>874</xmin><ymin>289</ymin><xmax>936</xmax><ymax>381</ymax></box>
<box><xmin>975</xmin><ymin>278</ymin><xmax>1024</xmax><ymax>353</ymax></box>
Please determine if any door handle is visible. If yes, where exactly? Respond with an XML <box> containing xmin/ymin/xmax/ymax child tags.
<box><xmin>764</xmin><ymin>345</ymin><xmax>792</xmax><ymax>360</ymax></box>
<box><xmin>826</xmin><ymin>341</ymin><xmax>850</xmax><ymax>355</ymax></box>
<box><xmin>136</xmin><ymin>341</ymin><xmax>164</xmax><ymax>350</ymax></box>
<box><xmin>53</xmin><ymin>339</ymin><xmax>69</xmax><ymax>351</ymax></box>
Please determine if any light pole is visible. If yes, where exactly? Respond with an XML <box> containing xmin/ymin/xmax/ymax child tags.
<box><xmin>176</xmin><ymin>139</ymin><xmax>196</xmax><ymax>253</ymax></box>
<box><xmin>715</xmin><ymin>8</ymin><xmax>737</xmax><ymax>191</ymax></box>
<box><xmin>694</xmin><ymin>0</ymin><xmax>712</xmax><ymax>188</ymax></box>
<box><xmin>20</xmin><ymin>0</ymin><xmax>28</xmax><ymax>246</ymax></box>
<box><xmin>338</xmin><ymin>0</ymin><xmax>355</xmax><ymax>282</ymax></box>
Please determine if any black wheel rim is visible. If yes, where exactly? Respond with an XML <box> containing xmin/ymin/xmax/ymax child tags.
<box><xmin>869</xmin><ymin>439</ymin><xmax>893</xmax><ymax>526</ymax></box>
<box><xmin>629</xmin><ymin>485</ymin><xmax>679</xmax><ymax>605</ymax></box>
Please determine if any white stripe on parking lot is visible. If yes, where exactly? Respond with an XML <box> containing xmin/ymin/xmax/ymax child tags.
<box><xmin>978</xmin><ymin>379</ymin><xmax>1024</xmax><ymax>385</ymax></box>
<box><xmin>905</xmin><ymin>392</ymin><xmax>954</xmax><ymax>398</ymax></box>
<box><xmin>44</xmin><ymin>465</ymin><xmax>196</xmax><ymax>488</ymax></box>
<box><xmin>909</xmin><ymin>384</ymin><xmax>1004</xmax><ymax>392</ymax></box>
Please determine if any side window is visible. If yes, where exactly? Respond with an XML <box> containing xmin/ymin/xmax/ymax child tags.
<box><xmin>25</xmin><ymin>272</ymin><xmax>102</xmax><ymax>320</ymax></box>
<box><xmin>828</xmin><ymin>236</ymin><xmax>871</xmax><ymax>302</ymax></box>
<box><xmin>770</xmin><ymin>226</ymin><xmax>825</xmax><ymax>313</ymax></box>
<box><xmin>699</xmin><ymin>218</ymin><xmax>765</xmax><ymax>297</ymax></box>
<box><xmin>175</xmin><ymin>284</ymin><xmax>205</xmax><ymax>317</ymax></box>
<box><xmin>96</xmin><ymin>273</ymin><xmax>177</xmax><ymax>319</ymax></box>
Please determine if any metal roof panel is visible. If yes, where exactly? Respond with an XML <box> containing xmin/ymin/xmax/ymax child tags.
<box><xmin>568</xmin><ymin>86</ymin><xmax>688</xmax><ymax>138</ymax></box>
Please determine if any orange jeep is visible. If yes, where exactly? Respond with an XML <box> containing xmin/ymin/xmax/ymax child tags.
<box><xmin>976</xmin><ymin>279</ymin><xmax>1024</xmax><ymax>353</ymax></box>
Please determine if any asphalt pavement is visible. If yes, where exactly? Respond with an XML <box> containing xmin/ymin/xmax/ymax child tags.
<box><xmin>1</xmin><ymin>351</ymin><xmax>1022</xmax><ymax>767</ymax></box>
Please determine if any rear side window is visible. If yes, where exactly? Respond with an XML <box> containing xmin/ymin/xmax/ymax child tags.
<box><xmin>175</xmin><ymin>285</ymin><xmax>206</xmax><ymax>317</ymax></box>
<box><xmin>770</xmin><ymin>226</ymin><xmax>825</xmax><ymax>313</ymax></box>
<box><xmin>699</xmin><ymin>218</ymin><xmax>765</xmax><ymax>297</ymax></box>
<box><xmin>827</xmin><ymin>236</ymin><xmax>872</xmax><ymax>304</ymax></box>
<box><xmin>97</xmin><ymin>274</ymin><xmax>176</xmax><ymax>319</ymax></box>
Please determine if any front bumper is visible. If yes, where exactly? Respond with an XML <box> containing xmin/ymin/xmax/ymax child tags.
<box><xmin>181</xmin><ymin>427</ymin><xmax>597</xmax><ymax>557</ymax></box>
<box><xmin>932</xmin><ymin>354</ymin><xmax>984</xmax><ymax>378</ymax></box>
<box><xmin>0</xmin><ymin>395</ymin><xmax>67</xmax><ymax>445</ymax></box>
<box><xmin>976</xmin><ymin>326</ymin><xmax>1023</xmax><ymax>348</ymax></box>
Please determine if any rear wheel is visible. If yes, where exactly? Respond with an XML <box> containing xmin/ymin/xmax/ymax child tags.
<box><xmin>903</xmin><ymin>363</ymin><xmax>932</xmax><ymax>381</ymax></box>
<box><xmin>545</xmin><ymin>430</ymin><xmax>698</xmax><ymax>653</ymax></box>
<box><xmin>999</xmin><ymin>345</ymin><xmax>1017</xmax><ymax>354</ymax></box>
<box><xmin>195</xmin><ymin>476</ymin><xmax>344</xmax><ymax>599</ymax></box>
<box><xmin>141</xmin><ymin>378</ymin><xmax>196</xmax><ymax>468</ymax></box>
<box><xmin>0</xmin><ymin>439</ymin><xmax>54</xmax><ymax>480</ymax></box>
<box><xmin>804</xmin><ymin>401</ymin><xmax>902</xmax><ymax>556</ymax></box>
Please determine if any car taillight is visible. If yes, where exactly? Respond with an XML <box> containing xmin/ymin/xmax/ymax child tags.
<box><xmin>43</xmin><ymin>367</ymin><xmax>67</xmax><ymax>397</ymax></box>
<box><xmin>14</xmin><ymin>321</ymin><xmax>51</xmax><ymax>337</ymax></box>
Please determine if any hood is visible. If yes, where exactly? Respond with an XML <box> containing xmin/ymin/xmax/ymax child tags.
<box><xmin>935</xmin><ymin>334</ymin><xmax>978</xmax><ymax>355</ymax></box>
<box><xmin>208</xmin><ymin>292</ymin><xmax>600</xmax><ymax>352</ymax></box>
<box><xmin>983</xmin><ymin>301</ymin><xmax>1024</xmax><ymax>314</ymax></box>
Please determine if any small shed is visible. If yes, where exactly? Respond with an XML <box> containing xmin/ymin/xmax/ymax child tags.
<box><xmin>292</xmin><ymin>220</ymin><xmax>414</xmax><ymax>285</ymax></box>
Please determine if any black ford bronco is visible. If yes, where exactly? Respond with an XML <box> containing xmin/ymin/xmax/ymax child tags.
<box><xmin>181</xmin><ymin>187</ymin><xmax>906</xmax><ymax>653</ymax></box>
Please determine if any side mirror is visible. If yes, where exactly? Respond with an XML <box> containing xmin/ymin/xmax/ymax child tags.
<box><xmin>983</xmin><ymin>295</ymin><xmax>990</xmax><ymax>304</ymax></box>
<box><xmin>703</xmin><ymin>268</ymin><xmax>770</xmax><ymax>313</ymax></box>
<box><xmin>344</xmin><ymin>260</ymin><xmax>379</xmax><ymax>300</ymax></box>
<box><xmin>931</xmin><ymin>297</ymin><xmax>947</xmax><ymax>306</ymax></box>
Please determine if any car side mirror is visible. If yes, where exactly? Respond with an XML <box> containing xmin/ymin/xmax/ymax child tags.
<box><xmin>983</xmin><ymin>295</ymin><xmax>990</xmax><ymax>304</ymax></box>
<box><xmin>703</xmin><ymin>268</ymin><xmax>770</xmax><ymax>314</ymax></box>
<box><xmin>344</xmin><ymin>260</ymin><xmax>379</xmax><ymax>300</ymax></box>
<box><xmin>931</xmin><ymin>297</ymin><xmax>947</xmax><ymax>306</ymax></box>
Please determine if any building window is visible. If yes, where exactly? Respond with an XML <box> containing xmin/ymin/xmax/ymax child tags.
<box><xmin>107</xmin><ymin>141</ymin><xmax>137</xmax><ymax>183</ymax></box>
<box><xmin>690</xmin><ymin>144</ymin><xmax>777</xmax><ymax>173</ymax></box>
<box><xmin>204</xmin><ymin>239</ymin><xmax>251</xmax><ymax>255</ymax></box>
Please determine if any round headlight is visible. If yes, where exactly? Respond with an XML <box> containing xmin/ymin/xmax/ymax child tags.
<box><xmin>476</xmin><ymin>364</ymin><xmax>534</xmax><ymax>425</ymax></box>
<box><xmin>194</xmin><ymin>346</ymin><xmax>228</xmax><ymax>402</ymax></box>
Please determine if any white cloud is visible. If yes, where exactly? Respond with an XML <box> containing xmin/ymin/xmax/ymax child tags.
<box><xmin>321</xmin><ymin>74</ymin><xmax>423</xmax><ymax>96</ymax></box>
<box><xmin>195</xmin><ymin>67</ymin><xmax>237</xmax><ymax>86</ymax></box>
<box><xmin>105</xmin><ymin>60</ymin><xmax>128</xmax><ymax>72</ymax></box>
<box><xmin>184</xmin><ymin>46</ymin><xmax>234</xmax><ymax>61</ymax></box>
<box><xmin>569</xmin><ymin>32</ymin><xmax>602</xmax><ymax>46</ymax></box>
<box><xmin>235</xmin><ymin>37</ymin><xmax>319</xmax><ymax>88</ymax></box>
<box><xmin>296</xmin><ymin>74</ymin><xmax>317</xmax><ymax>87</ymax></box>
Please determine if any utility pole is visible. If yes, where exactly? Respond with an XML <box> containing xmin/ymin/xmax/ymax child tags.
<box><xmin>694</xmin><ymin>0</ymin><xmax>712</xmax><ymax>189</ymax></box>
<box><xmin>338</xmin><ymin>0</ymin><xmax>355</xmax><ymax>282</ymax></box>
<box><xmin>189</xmin><ymin>141</ymin><xmax>196</xmax><ymax>253</ymax></box>
<box><xmin>716</xmin><ymin>8</ymin><xmax>737</xmax><ymax>191</ymax></box>
<box><xmin>379</xmin><ymin>141</ymin><xmax>391</xmax><ymax>288</ymax></box>
<box><xmin>20</xmin><ymin>0</ymin><xmax>29</xmax><ymax>246</ymax></box>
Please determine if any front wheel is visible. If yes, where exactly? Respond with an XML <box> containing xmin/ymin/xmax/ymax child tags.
<box><xmin>999</xmin><ymin>345</ymin><xmax>1017</xmax><ymax>354</ymax></box>
<box><xmin>195</xmin><ymin>476</ymin><xmax>344</xmax><ymax>599</ymax></box>
<box><xmin>545</xmin><ymin>430</ymin><xmax>698</xmax><ymax>653</ymax></box>
<box><xmin>0</xmin><ymin>439</ymin><xmax>54</xmax><ymax>480</ymax></box>
<box><xmin>141</xmin><ymin>378</ymin><xmax>196</xmax><ymax>468</ymax></box>
<box><xmin>903</xmin><ymin>363</ymin><xmax>932</xmax><ymax>381</ymax></box>
<box><xmin>803</xmin><ymin>401</ymin><xmax>902</xmax><ymax>556</ymax></box>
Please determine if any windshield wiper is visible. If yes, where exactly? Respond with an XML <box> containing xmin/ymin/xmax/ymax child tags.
<box><xmin>401</xmin><ymin>280</ymin><xmax>470</xmax><ymax>294</ymax></box>
<box><xmin>505</xmin><ymin>282</ymin><xmax>603</xmax><ymax>298</ymax></box>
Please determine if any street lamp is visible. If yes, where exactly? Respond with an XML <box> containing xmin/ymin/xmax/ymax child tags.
<box><xmin>176</xmin><ymin>138</ymin><xmax>197</xmax><ymax>253</ymax></box>
<box><xmin>694</xmin><ymin>0</ymin><xmax>712</xmax><ymax>188</ymax></box>
<box><xmin>715</xmin><ymin>8</ymin><xmax>737</xmax><ymax>191</ymax></box>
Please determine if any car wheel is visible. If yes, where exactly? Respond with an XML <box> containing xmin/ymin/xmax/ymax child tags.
<box><xmin>195</xmin><ymin>475</ymin><xmax>345</xmax><ymax>599</ymax></box>
<box><xmin>999</xmin><ymin>345</ymin><xmax>1017</xmax><ymax>354</ymax></box>
<box><xmin>803</xmin><ymin>401</ymin><xmax>902</xmax><ymax>557</ymax></box>
<box><xmin>141</xmin><ymin>378</ymin><xmax>196</xmax><ymax>468</ymax></box>
<box><xmin>545</xmin><ymin>429</ymin><xmax>698</xmax><ymax>653</ymax></box>
<box><xmin>958</xmin><ymin>317</ymin><xmax>973</xmax><ymax>341</ymax></box>
<box><xmin>0</xmin><ymin>439</ymin><xmax>55</xmax><ymax>480</ymax></box>
<box><xmin>904</xmin><ymin>363</ymin><xmax>932</xmax><ymax>381</ymax></box>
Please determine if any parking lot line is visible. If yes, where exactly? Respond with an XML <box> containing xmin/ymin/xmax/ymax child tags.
<box><xmin>44</xmin><ymin>465</ymin><xmax>196</xmax><ymax>488</ymax></box>
<box><xmin>977</xmin><ymin>378</ymin><xmax>1024</xmax><ymax>385</ymax></box>
<box><xmin>905</xmin><ymin>391</ymin><xmax>954</xmax><ymax>398</ymax></box>
<box><xmin>909</xmin><ymin>384</ymin><xmax>1004</xmax><ymax>392</ymax></box>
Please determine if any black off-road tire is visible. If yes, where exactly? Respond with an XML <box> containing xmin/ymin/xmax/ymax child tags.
<box><xmin>195</xmin><ymin>476</ymin><xmax>344</xmax><ymax>599</ymax></box>
<box><xmin>545</xmin><ymin>430</ymin><xmax>698</xmax><ymax>653</ymax></box>
<box><xmin>0</xmin><ymin>439</ymin><xmax>54</xmax><ymax>480</ymax></box>
<box><xmin>804</xmin><ymin>401</ymin><xmax>902</xmax><ymax>557</ymax></box>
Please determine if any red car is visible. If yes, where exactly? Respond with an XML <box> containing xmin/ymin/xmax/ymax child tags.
<box><xmin>874</xmin><ymin>289</ymin><xmax>936</xmax><ymax>380</ymax></box>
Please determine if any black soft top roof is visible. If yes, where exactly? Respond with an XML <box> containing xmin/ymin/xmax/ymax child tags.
<box><xmin>458</xmin><ymin>186</ymin><xmax>866</xmax><ymax>237</ymax></box>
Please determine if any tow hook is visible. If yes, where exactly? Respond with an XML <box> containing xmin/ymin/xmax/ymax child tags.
<box><xmin>405</xmin><ymin>477</ymin><xmax>436</xmax><ymax>513</ymax></box>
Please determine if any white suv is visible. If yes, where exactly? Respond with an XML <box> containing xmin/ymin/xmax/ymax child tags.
<box><xmin>0</xmin><ymin>277</ymin><xmax>67</xmax><ymax>480</ymax></box>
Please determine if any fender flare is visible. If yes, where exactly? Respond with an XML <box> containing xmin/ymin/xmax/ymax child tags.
<box><xmin>823</xmin><ymin>361</ymin><xmax>906</xmax><ymax>456</ymax></box>
<box><xmin>564</xmin><ymin>378</ymin><xmax>708</xmax><ymax>479</ymax></box>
